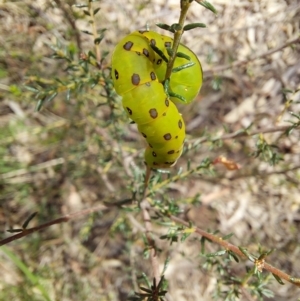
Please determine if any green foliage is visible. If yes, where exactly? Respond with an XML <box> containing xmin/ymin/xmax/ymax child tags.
<box><xmin>1</xmin><ymin>246</ymin><xmax>52</xmax><ymax>301</ymax></box>
<box><xmin>252</xmin><ymin>134</ymin><xmax>284</xmax><ymax>166</ymax></box>
<box><xmin>128</xmin><ymin>277</ymin><xmax>168</xmax><ymax>301</ymax></box>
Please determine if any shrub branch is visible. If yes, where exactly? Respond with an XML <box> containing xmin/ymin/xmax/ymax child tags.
<box><xmin>204</xmin><ymin>35</ymin><xmax>300</xmax><ymax>76</ymax></box>
<box><xmin>2</xmin><ymin>203</ymin><xmax>300</xmax><ymax>287</ymax></box>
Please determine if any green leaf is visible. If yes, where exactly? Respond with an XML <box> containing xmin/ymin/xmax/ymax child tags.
<box><xmin>36</xmin><ymin>97</ymin><xmax>46</xmax><ymax>111</ymax></box>
<box><xmin>140</xmin><ymin>287</ymin><xmax>152</xmax><ymax>293</ymax></box>
<box><xmin>23</xmin><ymin>85</ymin><xmax>39</xmax><ymax>93</ymax></box>
<box><xmin>258</xmin><ymin>248</ymin><xmax>275</xmax><ymax>260</ymax></box>
<box><xmin>83</xmin><ymin>10</ymin><xmax>91</xmax><ymax>16</ymax></box>
<box><xmin>101</xmin><ymin>50</ymin><xmax>109</xmax><ymax>61</ymax></box>
<box><xmin>150</xmin><ymin>44</ymin><xmax>168</xmax><ymax>62</ymax></box>
<box><xmin>261</xmin><ymin>289</ymin><xmax>275</xmax><ymax>298</ymax></box>
<box><xmin>228</xmin><ymin>251</ymin><xmax>239</xmax><ymax>263</ymax></box>
<box><xmin>282</xmin><ymin>88</ymin><xmax>293</xmax><ymax>94</ymax></box>
<box><xmin>176</xmin><ymin>51</ymin><xmax>191</xmax><ymax>60</ymax></box>
<box><xmin>97</xmin><ymin>28</ymin><xmax>107</xmax><ymax>34</ymax></box>
<box><xmin>212</xmin><ymin>76</ymin><xmax>222</xmax><ymax>90</ymax></box>
<box><xmin>55</xmin><ymin>77</ymin><xmax>65</xmax><ymax>85</ymax></box>
<box><xmin>222</xmin><ymin>233</ymin><xmax>234</xmax><ymax>240</ymax></box>
<box><xmin>206</xmin><ymin>249</ymin><xmax>226</xmax><ymax>257</ymax></box>
<box><xmin>200</xmin><ymin>237</ymin><xmax>206</xmax><ymax>253</ymax></box>
<box><xmin>7</xmin><ymin>228</ymin><xmax>23</xmax><ymax>233</ymax></box>
<box><xmin>290</xmin><ymin>112</ymin><xmax>300</xmax><ymax>120</ymax></box>
<box><xmin>161</xmin><ymin>257</ymin><xmax>170</xmax><ymax>275</ymax></box>
<box><xmin>94</xmin><ymin>7</ymin><xmax>101</xmax><ymax>15</ymax></box>
<box><xmin>172</xmin><ymin>62</ymin><xmax>195</xmax><ymax>73</ymax></box>
<box><xmin>81</xmin><ymin>30</ymin><xmax>93</xmax><ymax>35</ymax></box>
<box><xmin>88</xmin><ymin>50</ymin><xmax>96</xmax><ymax>59</ymax></box>
<box><xmin>46</xmin><ymin>92</ymin><xmax>58</xmax><ymax>103</ymax></box>
<box><xmin>141</xmin><ymin>273</ymin><xmax>152</xmax><ymax>288</ymax></box>
<box><xmin>195</xmin><ymin>0</ymin><xmax>217</xmax><ymax>14</ymax></box>
<box><xmin>166</xmin><ymin>47</ymin><xmax>174</xmax><ymax>57</ymax></box>
<box><xmin>238</xmin><ymin>247</ymin><xmax>255</xmax><ymax>262</ymax></box>
<box><xmin>183</xmin><ymin>23</ymin><xmax>206</xmax><ymax>31</ymax></box>
<box><xmin>22</xmin><ymin>212</ymin><xmax>38</xmax><ymax>229</ymax></box>
<box><xmin>272</xmin><ymin>273</ymin><xmax>284</xmax><ymax>285</ymax></box>
<box><xmin>164</xmin><ymin>78</ymin><xmax>170</xmax><ymax>92</ymax></box>
<box><xmin>170</xmin><ymin>23</ymin><xmax>182</xmax><ymax>32</ymax></box>
<box><xmin>66</xmin><ymin>89</ymin><xmax>71</xmax><ymax>101</ymax></box>
<box><xmin>94</xmin><ymin>34</ymin><xmax>104</xmax><ymax>45</ymax></box>
<box><xmin>168</xmin><ymin>91</ymin><xmax>187</xmax><ymax>103</ymax></box>
<box><xmin>156</xmin><ymin>23</ymin><xmax>173</xmax><ymax>33</ymax></box>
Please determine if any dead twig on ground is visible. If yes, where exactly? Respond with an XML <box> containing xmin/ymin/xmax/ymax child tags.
<box><xmin>204</xmin><ymin>36</ymin><xmax>300</xmax><ymax>76</ymax></box>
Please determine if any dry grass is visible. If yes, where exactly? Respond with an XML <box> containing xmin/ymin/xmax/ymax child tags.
<box><xmin>0</xmin><ymin>0</ymin><xmax>300</xmax><ymax>300</ymax></box>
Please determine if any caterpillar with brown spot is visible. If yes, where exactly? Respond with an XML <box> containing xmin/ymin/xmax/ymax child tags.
<box><xmin>111</xmin><ymin>30</ymin><xmax>203</xmax><ymax>169</ymax></box>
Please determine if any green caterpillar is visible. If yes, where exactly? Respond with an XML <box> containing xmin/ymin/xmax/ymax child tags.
<box><xmin>111</xmin><ymin>30</ymin><xmax>203</xmax><ymax>169</ymax></box>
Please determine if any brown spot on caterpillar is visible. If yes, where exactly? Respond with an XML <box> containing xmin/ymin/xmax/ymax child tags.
<box><xmin>178</xmin><ymin>119</ymin><xmax>183</xmax><ymax>129</ymax></box>
<box><xmin>164</xmin><ymin>41</ymin><xmax>171</xmax><ymax>48</ymax></box>
<box><xmin>150</xmin><ymin>39</ymin><xmax>156</xmax><ymax>46</ymax></box>
<box><xmin>150</xmin><ymin>72</ymin><xmax>156</xmax><ymax>80</ymax></box>
<box><xmin>145</xmin><ymin>82</ymin><xmax>151</xmax><ymax>86</ymax></box>
<box><xmin>143</xmin><ymin>48</ymin><xmax>149</xmax><ymax>57</ymax></box>
<box><xmin>164</xmin><ymin>133</ymin><xmax>171</xmax><ymax>140</ymax></box>
<box><xmin>126</xmin><ymin>107</ymin><xmax>132</xmax><ymax>115</ymax></box>
<box><xmin>142</xmin><ymin>133</ymin><xmax>147</xmax><ymax>138</ymax></box>
<box><xmin>135</xmin><ymin>51</ymin><xmax>141</xmax><ymax>56</ymax></box>
<box><xmin>165</xmin><ymin>161</ymin><xmax>175</xmax><ymax>165</ymax></box>
<box><xmin>167</xmin><ymin>150</ymin><xmax>175</xmax><ymax>154</ymax></box>
<box><xmin>165</xmin><ymin>98</ymin><xmax>169</xmax><ymax>107</ymax></box>
<box><xmin>175</xmin><ymin>136</ymin><xmax>178</xmax><ymax>139</ymax></box>
<box><xmin>162</xmin><ymin>112</ymin><xmax>166</xmax><ymax>116</ymax></box>
<box><xmin>132</xmin><ymin>74</ymin><xmax>140</xmax><ymax>85</ymax></box>
<box><xmin>152</xmin><ymin>151</ymin><xmax>157</xmax><ymax>157</ymax></box>
<box><xmin>114</xmin><ymin>69</ymin><xmax>119</xmax><ymax>80</ymax></box>
<box><xmin>149</xmin><ymin>143</ymin><xmax>153</xmax><ymax>148</ymax></box>
<box><xmin>157</xmin><ymin>58</ymin><xmax>162</xmax><ymax>65</ymax></box>
<box><xmin>149</xmin><ymin>108</ymin><xmax>158</xmax><ymax>119</ymax></box>
<box><xmin>124</xmin><ymin>41</ymin><xmax>133</xmax><ymax>51</ymax></box>
<box><xmin>153</xmin><ymin>162</ymin><xmax>158</xmax><ymax>166</ymax></box>
<box><xmin>139</xmin><ymin>30</ymin><xmax>148</xmax><ymax>34</ymax></box>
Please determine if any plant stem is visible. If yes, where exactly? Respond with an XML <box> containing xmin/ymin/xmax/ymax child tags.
<box><xmin>53</xmin><ymin>0</ymin><xmax>82</xmax><ymax>56</ymax></box>
<box><xmin>89</xmin><ymin>1</ymin><xmax>101</xmax><ymax>67</ymax></box>
<box><xmin>164</xmin><ymin>0</ymin><xmax>192</xmax><ymax>81</ymax></box>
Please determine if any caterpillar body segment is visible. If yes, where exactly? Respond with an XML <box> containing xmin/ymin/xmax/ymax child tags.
<box><xmin>160</xmin><ymin>35</ymin><xmax>203</xmax><ymax>104</ymax></box>
<box><xmin>111</xmin><ymin>30</ymin><xmax>202</xmax><ymax>169</ymax></box>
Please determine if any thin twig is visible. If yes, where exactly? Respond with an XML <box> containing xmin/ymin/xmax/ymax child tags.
<box><xmin>0</xmin><ymin>205</ymin><xmax>106</xmax><ymax>246</ymax></box>
<box><xmin>53</xmin><ymin>0</ymin><xmax>82</xmax><ymax>55</ymax></box>
<box><xmin>164</xmin><ymin>0</ymin><xmax>192</xmax><ymax>81</ymax></box>
<box><xmin>187</xmin><ymin>124</ymin><xmax>298</xmax><ymax>150</ymax></box>
<box><xmin>227</xmin><ymin>164</ymin><xmax>300</xmax><ymax>181</ymax></box>
<box><xmin>0</xmin><ymin>158</ymin><xmax>65</xmax><ymax>180</ymax></box>
<box><xmin>204</xmin><ymin>35</ymin><xmax>300</xmax><ymax>76</ymax></box>
<box><xmin>167</xmin><ymin>214</ymin><xmax>300</xmax><ymax>287</ymax></box>
<box><xmin>140</xmin><ymin>199</ymin><xmax>160</xmax><ymax>283</ymax></box>
<box><xmin>2</xmin><ymin>200</ymin><xmax>300</xmax><ymax>286</ymax></box>
<box><xmin>88</xmin><ymin>1</ymin><xmax>101</xmax><ymax>67</ymax></box>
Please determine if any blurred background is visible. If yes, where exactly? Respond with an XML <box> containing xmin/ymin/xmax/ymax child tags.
<box><xmin>0</xmin><ymin>0</ymin><xmax>300</xmax><ymax>300</ymax></box>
